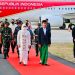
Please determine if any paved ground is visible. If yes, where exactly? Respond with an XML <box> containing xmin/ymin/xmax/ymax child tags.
<box><xmin>0</xmin><ymin>54</ymin><xmax>20</xmax><ymax>75</ymax></box>
<box><xmin>48</xmin><ymin>53</ymin><xmax>75</xmax><ymax>68</ymax></box>
<box><xmin>0</xmin><ymin>52</ymin><xmax>74</xmax><ymax>75</ymax></box>
<box><xmin>51</xmin><ymin>30</ymin><xmax>72</xmax><ymax>43</ymax></box>
<box><xmin>0</xmin><ymin>30</ymin><xmax>74</xmax><ymax>75</ymax></box>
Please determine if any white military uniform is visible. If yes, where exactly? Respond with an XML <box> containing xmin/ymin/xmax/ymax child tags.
<box><xmin>17</xmin><ymin>26</ymin><xmax>31</xmax><ymax>65</ymax></box>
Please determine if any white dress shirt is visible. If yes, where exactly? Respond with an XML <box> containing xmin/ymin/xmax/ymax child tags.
<box><xmin>43</xmin><ymin>28</ymin><xmax>46</xmax><ymax>35</ymax></box>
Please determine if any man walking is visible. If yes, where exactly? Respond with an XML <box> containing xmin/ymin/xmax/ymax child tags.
<box><xmin>34</xmin><ymin>24</ymin><xmax>40</xmax><ymax>56</ymax></box>
<box><xmin>9</xmin><ymin>19</ymin><xmax>17</xmax><ymax>53</ymax></box>
<box><xmin>72</xmin><ymin>25</ymin><xmax>75</xmax><ymax>58</ymax></box>
<box><xmin>14</xmin><ymin>21</ymin><xmax>22</xmax><ymax>57</ymax></box>
<box><xmin>38</xmin><ymin>20</ymin><xmax>51</xmax><ymax>65</ymax></box>
<box><xmin>46</xmin><ymin>19</ymin><xmax>51</xmax><ymax>32</ymax></box>
<box><xmin>1</xmin><ymin>22</ymin><xmax>12</xmax><ymax>59</ymax></box>
<box><xmin>0</xmin><ymin>21</ymin><xmax>4</xmax><ymax>54</ymax></box>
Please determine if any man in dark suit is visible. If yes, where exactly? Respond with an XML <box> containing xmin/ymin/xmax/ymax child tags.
<box><xmin>46</xmin><ymin>19</ymin><xmax>51</xmax><ymax>32</ymax></box>
<box><xmin>34</xmin><ymin>24</ymin><xmax>40</xmax><ymax>56</ymax></box>
<box><xmin>38</xmin><ymin>20</ymin><xmax>51</xmax><ymax>65</ymax></box>
<box><xmin>14</xmin><ymin>21</ymin><xmax>22</xmax><ymax>58</ymax></box>
<box><xmin>0</xmin><ymin>21</ymin><xmax>4</xmax><ymax>54</ymax></box>
<box><xmin>72</xmin><ymin>26</ymin><xmax>75</xmax><ymax>58</ymax></box>
<box><xmin>0</xmin><ymin>26</ymin><xmax>2</xmax><ymax>54</ymax></box>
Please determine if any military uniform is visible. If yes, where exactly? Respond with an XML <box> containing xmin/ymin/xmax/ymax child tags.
<box><xmin>1</xmin><ymin>27</ymin><xmax>12</xmax><ymax>59</ymax></box>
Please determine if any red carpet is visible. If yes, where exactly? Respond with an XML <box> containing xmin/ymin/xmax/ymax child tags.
<box><xmin>7</xmin><ymin>48</ymin><xmax>75</xmax><ymax>75</ymax></box>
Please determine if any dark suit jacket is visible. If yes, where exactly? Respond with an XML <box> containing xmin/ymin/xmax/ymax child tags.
<box><xmin>34</xmin><ymin>28</ymin><xmax>39</xmax><ymax>43</ymax></box>
<box><xmin>14</xmin><ymin>26</ymin><xmax>21</xmax><ymax>42</ymax></box>
<box><xmin>38</xmin><ymin>27</ymin><xmax>51</xmax><ymax>45</ymax></box>
<box><xmin>47</xmin><ymin>23</ymin><xmax>51</xmax><ymax>32</ymax></box>
<box><xmin>72</xmin><ymin>26</ymin><xmax>75</xmax><ymax>43</ymax></box>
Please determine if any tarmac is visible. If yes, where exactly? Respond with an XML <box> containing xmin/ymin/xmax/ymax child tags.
<box><xmin>0</xmin><ymin>30</ymin><xmax>74</xmax><ymax>75</ymax></box>
<box><xmin>0</xmin><ymin>54</ymin><xmax>20</xmax><ymax>75</ymax></box>
<box><xmin>51</xmin><ymin>30</ymin><xmax>72</xmax><ymax>43</ymax></box>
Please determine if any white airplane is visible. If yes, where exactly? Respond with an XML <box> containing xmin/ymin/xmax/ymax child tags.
<box><xmin>0</xmin><ymin>0</ymin><xmax>75</xmax><ymax>28</ymax></box>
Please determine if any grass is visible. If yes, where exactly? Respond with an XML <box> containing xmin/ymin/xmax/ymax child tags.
<box><xmin>48</xmin><ymin>43</ymin><xmax>75</xmax><ymax>63</ymax></box>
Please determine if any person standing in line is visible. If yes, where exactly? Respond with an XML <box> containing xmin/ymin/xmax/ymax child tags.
<box><xmin>27</xmin><ymin>24</ymin><xmax>33</xmax><ymax>45</ymax></box>
<box><xmin>38</xmin><ymin>20</ymin><xmax>51</xmax><ymax>65</ymax></box>
<box><xmin>26</xmin><ymin>20</ymin><xmax>29</xmax><ymax>27</ymax></box>
<box><xmin>34</xmin><ymin>24</ymin><xmax>40</xmax><ymax>56</ymax></box>
<box><xmin>4</xmin><ymin>18</ymin><xmax>9</xmax><ymax>24</ymax></box>
<box><xmin>17</xmin><ymin>25</ymin><xmax>31</xmax><ymax>66</ymax></box>
<box><xmin>72</xmin><ymin>25</ymin><xmax>75</xmax><ymax>58</ymax></box>
<box><xmin>27</xmin><ymin>23</ymin><xmax>33</xmax><ymax>58</ymax></box>
<box><xmin>9</xmin><ymin>19</ymin><xmax>17</xmax><ymax>53</ymax></box>
<box><xmin>1</xmin><ymin>22</ymin><xmax>12</xmax><ymax>59</ymax></box>
<box><xmin>46</xmin><ymin>19</ymin><xmax>51</xmax><ymax>32</ymax></box>
<box><xmin>14</xmin><ymin>21</ymin><xmax>22</xmax><ymax>58</ymax></box>
<box><xmin>68</xmin><ymin>23</ymin><xmax>73</xmax><ymax>31</ymax></box>
<box><xmin>0</xmin><ymin>21</ymin><xmax>4</xmax><ymax>54</ymax></box>
<box><xmin>0</xmin><ymin>29</ymin><xmax>2</xmax><ymax>54</ymax></box>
